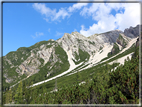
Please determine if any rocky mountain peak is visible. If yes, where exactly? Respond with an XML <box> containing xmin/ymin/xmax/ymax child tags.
<box><xmin>49</xmin><ymin>39</ymin><xmax>55</xmax><ymax>41</ymax></box>
<box><xmin>88</xmin><ymin>30</ymin><xmax>124</xmax><ymax>45</ymax></box>
<box><xmin>61</xmin><ymin>32</ymin><xmax>87</xmax><ymax>41</ymax></box>
<box><xmin>71</xmin><ymin>31</ymin><xmax>87</xmax><ymax>39</ymax></box>
<box><xmin>124</xmin><ymin>24</ymin><xmax>142</xmax><ymax>38</ymax></box>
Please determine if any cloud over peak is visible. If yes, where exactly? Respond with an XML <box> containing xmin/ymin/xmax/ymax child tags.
<box><xmin>32</xmin><ymin>3</ymin><xmax>140</xmax><ymax>37</ymax></box>
<box><xmin>33</xmin><ymin>3</ymin><xmax>70</xmax><ymax>22</ymax></box>
<box><xmin>68</xmin><ymin>3</ymin><xmax>88</xmax><ymax>12</ymax></box>
<box><xmin>33</xmin><ymin>3</ymin><xmax>88</xmax><ymax>22</ymax></box>
<box><xmin>80</xmin><ymin>3</ymin><xmax>140</xmax><ymax>37</ymax></box>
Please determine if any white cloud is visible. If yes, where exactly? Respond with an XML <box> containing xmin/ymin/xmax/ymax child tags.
<box><xmin>43</xmin><ymin>18</ymin><xmax>49</xmax><ymax>22</ymax></box>
<box><xmin>33</xmin><ymin>3</ymin><xmax>56</xmax><ymax>17</ymax></box>
<box><xmin>80</xmin><ymin>3</ymin><xmax>140</xmax><ymax>37</ymax></box>
<box><xmin>33</xmin><ymin>3</ymin><xmax>140</xmax><ymax>36</ymax></box>
<box><xmin>53</xmin><ymin>8</ymin><xmax>70</xmax><ymax>21</ymax></box>
<box><xmin>33</xmin><ymin>3</ymin><xmax>88</xmax><ymax>22</ymax></box>
<box><xmin>68</xmin><ymin>3</ymin><xmax>88</xmax><ymax>12</ymax></box>
<box><xmin>32</xmin><ymin>32</ymin><xmax>44</xmax><ymax>39</ymax></box>
<box><xmin>115</xmin><ymin>3</ymin><xmax>140</xmax><ymax>31</ymax></box>
<box><xmin>33</xmin><ymin>3</ymin><xmax>70</xmax><ymax>22</ymax></box>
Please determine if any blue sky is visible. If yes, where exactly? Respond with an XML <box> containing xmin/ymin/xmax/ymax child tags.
<box><xmin>3</xmin><ymin>2</ymin><xmax>140</xmax><ymax>56</ymax></box>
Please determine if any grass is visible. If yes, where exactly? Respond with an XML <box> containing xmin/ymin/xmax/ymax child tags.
<box><xmin>28</xmin><ymin>61</ymin><xmax>119</xmax><ymax>93</ymax></box>
<box><xmin>73</xmin><ymin>48</ymin><xmax>90</xmax><ymax>64</ymax></box>
<box><xmin>88</xmin><ymin>41</ymin><xmax>95</xmax><ymax>46</ymax></box>
<box><xmin>99</xmin><ymin>46</ymin><xmax>103</xmax><ymax>51</ymax></box>
<box><xmin>117</xmin><ymin>34</ymin><xmax>127</xmax><ymax>48</ymax></box>
<box><xmin>107</xmin><ymin>43</ymin><xmax>120</xmax><ymax>58</ymax></box>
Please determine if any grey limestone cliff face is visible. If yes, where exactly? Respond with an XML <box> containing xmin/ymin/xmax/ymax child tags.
<box><xmin>124</xmin><ymin>25</ymin><xmax>142</xmax><ymax>38</ymax></box>
<box><xmin>89</xmin><ymin>30</ymin><xmax>124</xmax><ymax>45</ymax></box>
<box><xmin>16</xmin><ymin>43</ymin><xmax>60</xmax><ymax>76</ymax></box>
<box><xmin>57</xmin><ymin>26</ymin><xmax>140</xmax><ymax>59</ymax></box>
<box><xmin>116</xmin><ymin>33</ymin><xmax>131</xmax><ymax>48</ymax></box>
<box><xmin>57</xmin><ymin>32</ymin><xmax>98</xmax><ymax>56</ymax></box>
<box><xmin>3</xmin><ymin>41</ymin><xmax>61</xmax><ymax>83</ymax></box>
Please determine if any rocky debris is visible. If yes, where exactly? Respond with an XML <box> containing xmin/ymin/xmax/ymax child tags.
<box><xmin>16</xmin><ymin>56</ymin><xmax>42</xmax><ymax>76</ymax></box>
<box><xmin>5</xmin><ymin>58</ymin><xmax>13</xmax><ymax>65</ymax></box>
<box><xmin>110</xmin><ymin>49</ymin><xmax>117</xmax><ymax>56</ymax></box>
<box><xmin>40</xmin><ymin>44</ymin><xmax>45</xmax><ymax>49</ymax></box>
<box><xmin>30</xmin><ymin>52</ymin><xmax>35</xmax><ymax>57</ymax></box>
<box><xmin>90</xmin><ymin>30</ymin><xmax>123</xmax><ymax>44</ymax></box>
<box><xmin>116</xmin><ymin>42</ymin><xmax>122</xmax><ymax>50</ymax></box>
<box><xmin>124</xmin><ymin>25</ymin><xmax>142</xmax><ymax>38</ymax></box>
<box><xmin>116</xmin><ymin>34</ymin><xmax>130</xmax><ymax>48</ymax></box>
<box><xmin>111</xmin><ymin>48</ymin><xmax>116</xmax><ymax>55</ymax></box>
<box><xmin>136</xmin><ymin>34</ymin><xmax>142</xmax><ymax>48</ymax></box>
<box><xmin>116</xmin><ymin>39</ymin><xmax>124</xmax><ymax>47</ymax></box>
<box><xmin>3</xmin><ymin>73</ymin><xmax>8</xmax><ymax>78</ymax></box>
<box><xmin>6</xmin><ymin>78</ymin><xmax>13</xmax><ymax>83</ymax></box>
<box><xmin>47</xmin><ymin>72</ymin><xmax>50</xmax><ymax>77</ymax></box>
<box><xmin>37</xmin><ymin>47</ymin><xmax>54</xmax><ymax>65</ymax></box>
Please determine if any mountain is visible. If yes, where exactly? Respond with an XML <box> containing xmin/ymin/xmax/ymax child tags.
<box><xmin>2</xmin><ymin>24</ymin><xmax>141</xmax><ymax>91</ymax></box>
<box><xmin>124</xmin><ymin>25</ymin><xmax>140</xmax><ymax>38</ymax></box>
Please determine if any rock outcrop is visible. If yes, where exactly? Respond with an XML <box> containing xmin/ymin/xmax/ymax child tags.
<box><xmin>116</xmin><ymin>33</ymin><xmax>130</xmax><ymax>48</ymax></box>
<box><xmin>124</xmin><ymin>25</ymin><xmax>142</xmax><ymax>38</ymax></box>
<box><xmin>136</xmin><ymin>33</ymin><xmax>142</xmax><ymax>48</ymax></box>
<box><xmin>110</xmin><ymin>43</ymin><xmax>120</xmax><ymax>55</ymax></box>
<box><xmin>89</xmin><ymin>30</ymin><xmax>123</xmax><ymax>44</ymax></box>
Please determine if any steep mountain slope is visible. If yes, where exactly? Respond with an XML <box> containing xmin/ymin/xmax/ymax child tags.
<box><xmin>3</xmin><ymin>40</ymin><xmax>70</xmax><ymax>90</ymax></box>
<box><xmin>124</xmin><ymin>25</ymin><xmax>140</xmax><ymax>38</ymax></box>
<box><xmin>2</xmin><ymin>24</ymin><xmax>141</xmax><ymax>91</ymax></box>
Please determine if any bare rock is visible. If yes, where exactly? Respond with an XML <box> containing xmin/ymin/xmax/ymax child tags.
<box><xmin>124</xmin><ymin>25</ymin><xmax>142</xmax><ymax>38</ymax></box>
